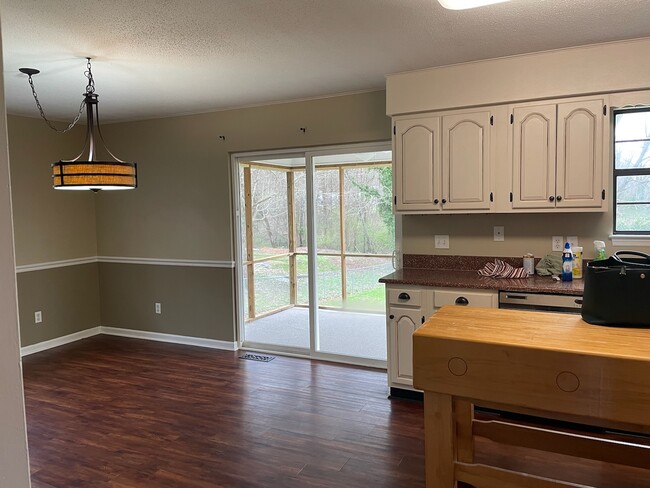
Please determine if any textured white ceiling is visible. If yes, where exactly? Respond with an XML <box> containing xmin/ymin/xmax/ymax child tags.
<box><xmin>2</xmin><ymin>0</ymin><xmax>649</xmax><ymax>122</ymax></box>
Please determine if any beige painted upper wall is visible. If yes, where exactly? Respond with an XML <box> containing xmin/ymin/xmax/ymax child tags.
<box><xmin>96</xmin><ymin>90</ymin><xmax>389</xmax><ymax>260</ymax></box>
<box><xmin>8</xmin><ymin>115</ymin><xmax>96</xmax><ymax>266</ymax></box>
<box><xmin>387</xmin><ymin>37</ymin><xmax>650</xmax><ymax>115</ymax></box>
<box><xmin>0</xmin><ymin>31</ymin><xmax>33</xmax><ymax>488</ymax></box>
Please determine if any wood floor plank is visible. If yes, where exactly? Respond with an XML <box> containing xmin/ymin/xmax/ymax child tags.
<box><xmin>22</xmin><ymin>335</ymin><xmax>650</xmax><ymax>487</ymax></box>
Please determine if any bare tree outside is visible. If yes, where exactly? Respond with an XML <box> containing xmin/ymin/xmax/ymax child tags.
<box><xmin>240</xmin><ymin>160</ymin><xmax>394</xmax><ymax>319</ymax></box>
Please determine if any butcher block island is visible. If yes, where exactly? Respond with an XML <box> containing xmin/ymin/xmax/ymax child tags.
<box><xmin>413</xmin><ymin>306</ymin><xmax>650</xmax><ymax>488</ymax></box>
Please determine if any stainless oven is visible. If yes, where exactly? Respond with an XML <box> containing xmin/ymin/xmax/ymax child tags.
<box><xmin>499</xmin><ymin>291</ymin><xmax>583</xmax><ymax>314</ymax></box>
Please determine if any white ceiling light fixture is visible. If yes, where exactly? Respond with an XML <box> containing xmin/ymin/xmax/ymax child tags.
<box><xmin>438</xmin><ymin>0</ymin><xmax>511</xmax><ymax>10</ymax></box>
<box><xmin>19</xmin><ymin>58</ymin><xmax>137</xmax><ymax>192</ymax></box>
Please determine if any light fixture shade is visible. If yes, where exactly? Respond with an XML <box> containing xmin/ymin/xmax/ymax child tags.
<box><xmin>52</xmin><ymin>161</ymin><xmax>137</xmax><ymax>191</ymax></box>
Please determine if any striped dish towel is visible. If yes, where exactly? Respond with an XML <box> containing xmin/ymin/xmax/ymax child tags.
<box><xmin>477</xmin><ymin>259</ymin><xmax>529</xmax><ymax>279</ymax></box>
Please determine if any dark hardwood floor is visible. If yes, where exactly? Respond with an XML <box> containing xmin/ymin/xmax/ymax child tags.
<box><xmin>23</xmin><ymin>336</ymin><xmax>424</xmax><ymax>488</ymax></box>
<box><xmin>23</xmin><ymin>336</ymin><xmax>650</xmax><ymax>487</ymax></box>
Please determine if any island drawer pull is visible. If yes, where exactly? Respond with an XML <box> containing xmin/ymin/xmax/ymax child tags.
<box><xmin>398</xmin><ymin>292</ymin><xmax>410</xmax><ymax>300</ymax></box>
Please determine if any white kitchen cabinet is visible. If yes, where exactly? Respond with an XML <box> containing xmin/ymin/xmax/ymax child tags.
<box><xmin>510</xmin><ymin>97</ymin><xmax>608</xmax><ymax>210</ymax></box>
<box><xmin>392</xmin><ymin>108</ymin><xmax>493</xmax><ymax>213</ymax></box>
<box><xmin>441</xmin><ymin>110</ymin><xmax>492</xmax><ymax>211</ymax></box>
<box><xmin>389</xmin><ymin>307</ymin><xmax>425</xmax><ymax>385</ymax></box>
<box><xmin>393</xmin><ymin>115</ymin><xmax>441</xmax><ymax>212</ymax></box>
<box><xmin>386</xmin><ymin>285</ymin><xmax>434</xmax><ymax>391</ymax></box>
<box><xmin>385</xmin><ymin>285</ymin><xmax>497</xmax><ymax>393</ymax></box>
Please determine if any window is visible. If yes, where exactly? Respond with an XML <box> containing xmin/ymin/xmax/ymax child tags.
<box><xmin>613</xmin><ymin>108</ymin><xmax>650</xmax><ymax>234</ymax></box>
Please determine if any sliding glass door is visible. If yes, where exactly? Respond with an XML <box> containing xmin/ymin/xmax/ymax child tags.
<box><xmin>311</xmin><ymin>151</ymin><xmax>394</xmax><ymax>361</ymax></box>
<box><xmin>233</xmin><ymin>143</ymin><xmax>393</xmax><ymax>366</ymax></box>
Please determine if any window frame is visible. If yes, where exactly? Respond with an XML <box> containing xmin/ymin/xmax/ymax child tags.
<box><xmin>612</xmin><ymin>106</ymin><xmax>650</xmax><ymax>236</ymax></box>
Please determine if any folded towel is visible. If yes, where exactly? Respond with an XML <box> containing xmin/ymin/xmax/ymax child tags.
<box><xmin>478</xmin><ymin>259</ymin><xmax>529</xmax><ymax>279</ymax></box>
<box><xmin>535</xmin><ymin>254</ymin><xmax>562</xmax><ymax>276</ymax></box>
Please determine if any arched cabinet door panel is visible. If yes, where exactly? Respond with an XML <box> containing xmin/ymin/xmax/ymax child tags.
<box><xmin>441</xmin><ymin>110</ymin><xmax>492</xmax><ymax>210</ymax></box>
<box><xmin>556</xmin><ymin>99</ymin><xmax>604</xmax><ymax>208</ymax></box>
<box><xmin>388</xmin><ymin>307</ymin><xmax>424</xmax><ymax>386</ymax></box>
<box><xmin>394</xmin><ymin>116</ymin><xmax>441</xmax><ymax>211</ymax></box>
<box><xmin>512</xmin><ymin>104</ymin><xmax>557</xmax><ymax>209</ymax></box>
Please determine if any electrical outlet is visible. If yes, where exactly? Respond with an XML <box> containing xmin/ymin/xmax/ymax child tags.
<box><xmin>552</xmin><ymin>236</ymin><xmax>564</xmax><ymax>252</ymax></box>
<box><xmin>34</xmin><ymin>311</ymin><xmax>42</xmax><ymax>324</ymax></box>
<box><xmin>155</xmin><ymin>302</ymin><xmax>161</xmax><ymax>314</ymax></box>
<box><xmin>493</xmin><ymin>226</ymin><xmax>505</xmax><ymax>242</ymax></box>
<box><xmin>566</xmin><ymin>236</ymin><xmax>579</xmax><ymax>248</ymax></box>
<box><xmin>434</xmin><ymin>235</ymin><xmax>450</xmax><ymax>249</ymax></box>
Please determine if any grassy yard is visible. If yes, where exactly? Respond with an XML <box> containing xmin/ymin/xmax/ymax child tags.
<box><xmin>246</xmin><ymin>251</ymin><xmax>392</xmax><ymax>316</ymax></box>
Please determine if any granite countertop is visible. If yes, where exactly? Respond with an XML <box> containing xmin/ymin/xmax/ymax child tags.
<box><xmin>379</xmin><ymin>268</ymin><xmax>584</xmax><ymax>295</ymax></box>
<box><xmin>379</xmin><ymin>255</ymin><xmax>585</xmax><ymax>296</ymax></box>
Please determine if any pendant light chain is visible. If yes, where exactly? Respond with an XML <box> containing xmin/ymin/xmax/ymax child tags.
<box><xmin>84</xmin><ymin>57</ymin><xmax>96</xmax><ymax>95</ymax></box>
<box><xmin>24</xmin><ymin>59</ymin><xmax>99</xmax><ymax>133</ymax></box>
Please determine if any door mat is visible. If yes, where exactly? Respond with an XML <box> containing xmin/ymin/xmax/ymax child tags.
<box><xmin>239</xmin><ymin>353</ymin><xmax>275</xmax><ymax>362</ymax></box>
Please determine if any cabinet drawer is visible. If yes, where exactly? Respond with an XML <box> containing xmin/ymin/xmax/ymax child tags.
<box><xmin>434</xmin><ymin>289</ymin><xmax>497</xmax><ymax>308</ymax></box>
<box><xmin>388</xmin><ymin>288</ymin><xmax>422</xmax><ymax>307</ymax></box>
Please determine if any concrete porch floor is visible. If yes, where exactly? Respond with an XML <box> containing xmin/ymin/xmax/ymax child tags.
<box><xmin>244</xmin><ymin>307</ymin><xmax>387</xmax><ymax>361</ymax></box>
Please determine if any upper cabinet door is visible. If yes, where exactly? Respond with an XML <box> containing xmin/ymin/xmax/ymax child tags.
<box><xmin>394</xmin><ymin>116</ymin><xmax>441</xmax><ymax>211</ymax></box>
<box><xmin>511</xmin><ymin>104</ymin><xmax>557</xmax><ymax>209</ymax></box>
<box><xmin>556</xmin><ymin>99</ymin><xmax>605</xmax><ymax>208</ymax></box>
<box><xmin>441</xmin><ymin>111</ymin><xmax>491</xmax><ymax>210</ymax></box>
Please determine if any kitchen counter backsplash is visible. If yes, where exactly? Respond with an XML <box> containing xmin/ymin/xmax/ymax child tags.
<box><xmin>403</xmin><ymin>254</ymin><xmax>539</xmax><ymax>271</ymax></box>
<box><xmin>381</xmin><ymin>254</ymin><xmax>584</xmax><ymax>295</ymax></box>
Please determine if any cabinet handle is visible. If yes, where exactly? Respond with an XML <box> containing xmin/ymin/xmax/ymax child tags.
<box><xmin>556</xmin><ymin>195</ymin><xmax>562</xmax><ymax>202</ymax></box>
<box><xmin>389</xmin><ymin>314</ymin><xmax>395</xmax><ymax>319</ymax></box>
<box><xmin>441</xmin><ymin>198</ymin><xmax>447</xmax><ymax>204</ymax></box>
<box><xmin>398</xmin><ymin>292</ymin><xmax>410</xmax><ymax>300</ymax></box>
<box><xmin>549</xmin><ymin>196</ymin><xmax>555</xmax><ymax>202</ymax></box>
<box><xmin>455</xmin><ymin>296</ymin><xmax>469</xmax><ymax>306</ymax></box>
<box><xmin>434</xmin><ymin>198</ymin><xmax>439</xmax><ymax>204</ymax></box>
<box><xmin>421</xmin><ymin>316</ymin><xmax>425</xmax><ymax>324</ymax></box>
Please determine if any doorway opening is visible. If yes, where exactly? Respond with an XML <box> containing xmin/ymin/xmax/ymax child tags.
<box><xmin>233</xmin><ymin>144</ymin><xmax>394</xmax><ymax>367</ymax></box>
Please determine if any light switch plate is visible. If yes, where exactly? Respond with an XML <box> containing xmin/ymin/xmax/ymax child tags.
<box><xmin>493</xmin><ymin>226</ymin><xmax>505</xmax><ymax>242</ymax></box>
<box><xmin>155</xmin><ymin>302</ymin><xmax>161</xmax><ymax>314</ymax></box>
<box><xmin>35</xmin><ymin>311</ymin><xmax>42</xmax><ymax>324</ymax></box>
<box><xmin>435</xmin><ymin>235</ymin><xmax>450</xmax><ymax>249</ymax></box>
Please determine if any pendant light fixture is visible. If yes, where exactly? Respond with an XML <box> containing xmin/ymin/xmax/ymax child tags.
<box><xmin>19</xmin><ymin>58</ymin><xmax>137</xmax><ymax>191</ymax></box>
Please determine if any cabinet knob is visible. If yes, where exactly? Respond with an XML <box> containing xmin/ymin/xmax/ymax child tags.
<box><xmin>549</xmin><ymin>196</ymin><xmax>555</xmax><ymax>202</ymax></box>
<box><xmin>389</xmin><ymin>314</ymin><xmax>395</xmax><ymax>320</ymax></box>
<box><xmin>434</xmin><ymin>198</ymin><xmax>439</xmax><ymax>204</ymax></box>
<box><xmin>455</xmin><ymin>296</ymin><xmax>469</xmax><ymax>306</ymax></box>
<box><xmin>556</xmin><ymin>195</ymin><xmax>562</xmax><ymax>202</ymax></box>
<box><xmin>398</xmin><ymin>292</ymin><xmax>410</xmax><ymax>300</ymax></box>
<box><xmin>441</xmin><ymin>198</ymin><xmax>447</xmax><ymax>204</ymax></box>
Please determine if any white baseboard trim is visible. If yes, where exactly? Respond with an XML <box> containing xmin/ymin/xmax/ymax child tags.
<box><xmin>100</xmin><ymin>327</ymin><xmax>238</xmax><ymax>351</ymax></box>
<box><xmin>21</xmin><ymin>326</ymin><xmax>238</xmax><ymax>357</ymax></box>
<box><xmin>20</xmin><ymin>327</ymin><xmax>102</xmax><ymax>357</ymax></box>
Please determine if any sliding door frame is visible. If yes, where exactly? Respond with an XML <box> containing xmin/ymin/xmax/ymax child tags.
<box><xmin>231</xmin><ymin>142</ymin><xmax>395</xmax><ymax>369</ymax></box>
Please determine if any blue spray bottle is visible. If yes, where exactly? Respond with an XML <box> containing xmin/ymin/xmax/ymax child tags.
<box><xmin>561</xmin><ymin>242</ymin><xmax>573</xmax><ymax>282</ymax></box>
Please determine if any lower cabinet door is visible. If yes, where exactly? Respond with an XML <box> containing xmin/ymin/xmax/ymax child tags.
<box><xmin>389</xmin><ymin>307</ymin><xmax>425</xmax><ymax>386</ymax></box>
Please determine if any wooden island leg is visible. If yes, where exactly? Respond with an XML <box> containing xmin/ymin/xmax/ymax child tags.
<box><xmin>424</xmin><ymin>391</ymin><xmax>456</xmax><ymax>487</ymax></box>
<box><xmin>455</xmin><ymin>399</ymin><xmax>474</xmax><ymax>464</ymax></box>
